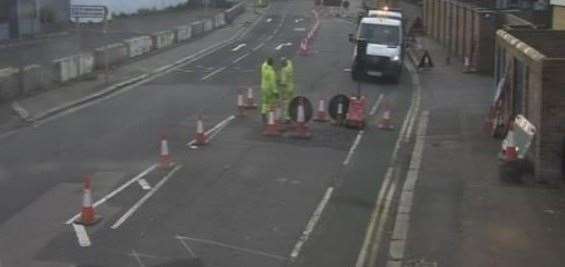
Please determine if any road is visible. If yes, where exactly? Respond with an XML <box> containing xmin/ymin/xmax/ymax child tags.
<box><xmin>0</xmin><ymin>0</ymin><xmax>415</xmax><ymax>266</ymax></box>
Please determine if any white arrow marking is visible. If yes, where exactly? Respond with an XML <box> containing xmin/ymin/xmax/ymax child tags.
<box><xmin>137</xmin><ymin>178</ymin><xmax>152</xmax><ymax>190</ymax></box>
<box><xmin>275</xmin><ymin>42</ymin><xmax>293</xmax><ymax>51</ymax></box>
<box><xmin>232</xmin><ymin>43</ymin><xmax>246</xmax><ymax>52</ymax></box>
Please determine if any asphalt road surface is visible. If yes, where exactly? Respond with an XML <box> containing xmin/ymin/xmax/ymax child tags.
<box><xmin>0</xmin><ymin>0</ymin><xmax>414</xmax><ymax>266</ymax></box>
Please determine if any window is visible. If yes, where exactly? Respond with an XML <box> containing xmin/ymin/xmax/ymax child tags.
<box><xmin>358</xmin><ymin>23</ymin><xmax>400</xmax><ymax>46</ymax></box>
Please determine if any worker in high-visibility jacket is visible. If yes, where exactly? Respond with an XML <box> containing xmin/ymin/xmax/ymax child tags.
<box><xmin>261</xmin><ymin>57</ymin><xmax>279</xmax><ymax>120</ymax></box>
<box><xmin>279</xmin><ymin>58</ymin><xmax>295</xmax><ymax>121</ymax></box>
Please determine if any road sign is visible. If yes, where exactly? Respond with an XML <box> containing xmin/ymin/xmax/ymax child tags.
<box><xmin>70</xmin><ymin>5</ymin><xmax>108</xmax><ymax>23</ymax></box>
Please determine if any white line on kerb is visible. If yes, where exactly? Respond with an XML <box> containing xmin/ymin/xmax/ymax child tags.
<box><xmin>233</xmin><ymin>52</ymin><xmax>251</xmax><ymax>63</ymax></box>
<box><xmin>290</xmin><ymin>187</ymin><xmax>334</xmax><ymax>261</ymax></box>
<box><xmin>201</xmin><ymin>66</ymin><xmax>227</xmax><ymax>80</ymax></box>
<box><xmin>231</xmin><ymin>43</ymin><xmax>246</xmax><ymax>52</ymax></box>
<box><xmin>369</xmin><ymin>94</ymin><xmax>384</xmax><ymax>116</ymax></box>
<box><xmin>177</xmin><ymin>235</ymin><xmax>286</xmax><ymax>261</ymax></box>
<box><xmin>343</xmin><ymin>130</ymin><xmax>364</xmax><ymax>165</ymax></box>
<box><xmin>65</xmin><ymin>164</ymin><xmax>158</xmax><ymax>224</ymax></box>
<box><xmin>111</xmin><ymin>165</ymin><xmax>182</xmax><ymax>229</ymax></box>
<box><xmin>186</xmin><ymin>115</ymin><xmax>236</xmax><ymax>146</ymax></box>
<box><xmin>72</xmin><ymin>223</ymin><xmax>91</xmax><ymax>247</ymax></box>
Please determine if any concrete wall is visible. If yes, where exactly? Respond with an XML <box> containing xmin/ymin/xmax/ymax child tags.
<box><xmin>203</xmin><ymin>18</ymin><xmax>214</xmax><ymax>32</ymax></box>
<box><xmin>123</xmin><ymin>35</ymin><xmax>153</xmax><ymax>58</ymax></box>
<box><xmin>214</xmin><ymin>13</ymin><xmax>226</xmax><ymax>28</ymax></box>
<box><xmin>0</xmin><ymin>67</ymin><xmax>20</xmax><ymax>102</ymax></box>
<box><xmin>191</xmin><ymin>21</ymin><xmax>204</xmax><ymax>37</ymax></box>
<box><xmin>175</xmin><ymin>24</ymin><xmax>192</xmax><ymax>42</ymax></box>
<box><xmin>52</xmin><ymin>53</ymin><xmax>94</xmax><ymax>83</ymax></box>
<box><xmin>94</xmin><ymin>43</ymin><xmax>128</xmax><ymax>69</ymax></box>
<box><xmin>152</xmin><ymin>30</ymin><xmax>175</xmax><ymax>50</ymax></box>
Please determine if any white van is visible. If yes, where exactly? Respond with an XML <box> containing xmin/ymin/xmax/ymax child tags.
<box><xmin>350</xmin><ymin>9</ymin><xmax>404</xmax><ymax>82</ymax></box>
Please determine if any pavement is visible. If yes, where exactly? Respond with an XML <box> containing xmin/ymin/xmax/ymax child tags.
<box><xmin>379</xmin><ymin>2</ymin><xmax>565</xmax><ymax>267</ymax></box>
<box><xmin>0</xmin><ymin>6</ymin><xmax>223</xmax><ymax>69</ymax></box>
<box><xmin>0</xmin><ymin>0</ymin><xmax>419</xmax><ymax>266</ymax></box>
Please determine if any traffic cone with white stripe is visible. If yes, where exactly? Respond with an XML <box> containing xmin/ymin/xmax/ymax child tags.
<box><xmin>333</xmin><ymin>100</ymin><xmax>346</xmax><ymax>126</ymax></box>
<box><xmin>298</xmin><ymin>38</ymin><xmax>310</xmax><ymax>56</ymax></box>
<box><xmin>75</xmin><ymin>176</ymin><xmax>101</xmax><ymax>226</ymax></box>
<box><xmin>194</xmin><ymin>115</ymin><xmax>209</xmax><ymax>146</ymax></box>
<box><xmin>245</xmin><ymin>87</ymin><xmax>258</xmax><ymax>109</ymax></box>
<box><xmin>160</xmin><ymin>136</ymin><xmax>173</xmax><ymax>169</ymax></box>
<box><xmin>377</xmin><ymin>100</ymin><xmax>394</xmax><ymax>130</ymax></box>
<box><xmin>314</xmin><ymin>98</ymin><xmax>329</xmax><ymax>122</ymax></box>
<box><xmin>504</xmin><ymin>125</ymin><xmax>519</xmax><ymax>161</ymax></box>
<box><xmin>291</xmin><ymin>102</ymin><xmax>312</xmax><ymax>139</ymax></box>
<box><xmin>262</xmin><ymin>108</ymin><xmax>281</xmax><ymax>137</ymax></box>
<box><xmin>275</xmin><ymin>104</ymin><xmax>288</xmax><ymax>131</ymax></box>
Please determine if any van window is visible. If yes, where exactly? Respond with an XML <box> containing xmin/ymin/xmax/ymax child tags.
<box><xmin>358</xmin><ymin>23</ymin><xmax>400</xmax><ymax>46</ymax></box>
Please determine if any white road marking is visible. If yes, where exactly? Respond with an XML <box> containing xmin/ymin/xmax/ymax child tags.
<box><xmin>130</xmin><ymin>250</ymin><xmax>146</xmax><ymax>267</ymax></box>
<box><xmin>72</xmin><ymin>223</ymin><xmax>91</xmax><ymax>247</ymax></box>
<box><xmin>356</xmin><ymin>61</ymin><xmax>423</xmax><ymax>267</ymax></box>
<box><xmin>295</xmin><ymin>18</ymin><xmax>304</xmax><ymax>23</ymax></box>
<box><xmin>201</xmin><ymin>66</ymin><xmax>227</xmax><ymax>80</ymax></box>
<box><xmin>275</xmin><ymin>42</ymin><xmax>292</xmax><ymax>50</ymax></box>
<box><xmin>293</xmin><ymin>27</ymin><xmax>306</xmax><ymax>32</ymax></box>
<box><xmin>252</xmin><ymin>43</ymin><xmax>265</xmax><ymax>52</ymax></box>
<box><xmin>111</xmin><ymin>165</ymin><xmax>182</xmax><ymax>229</ymax></box>
<box><xmin>369</xmin><ymin>94</ymin><xmax>384</xmax><ymax>116</ymax></box>
<box><xmin>137</xmin><ymin>178</ymin><xmax>151</xmax><ymax>190</ymax></box>
<box><xmin>175</xmin><ymin>235</ymin><xmax>197</xmax><ymax>257</ymax></box>
<box><xmin>177</xmin><ymin>235</ymin><xmax>286</xmax><ymax>261</ymax></box>
<box><xmin>231</xmin><ymin>43</ymin><xmax>247</xmax><ymax>52</ymax></box>
<box><xmin>65</xmin><ymin>164</ymin><xmax>158</xmax><ymax>224</ymax></box>
<box><xmin>387</xmin><ymin>111</ymin><xmax>429</xmax><ymax>264</ymax></box>
<box><xmin>266</xmin><ymin>18</ymin><xmax>273</xmax><ymax>23</ymax></box>
<box><xmin>233</xmin><ymin>52</ymin><xmax>251</xmax><ymax>63</ymax></box>
<box><xmin>186</xmin><ymin>115</ymin><xmax>236</xmax><ymax>146</ymax></box>
<box><xmin>403</xmin><ymin>62</ymin><xmax>422</xmax><ymax>143</ymax></box>
<box><xmin>343</xmin><ymin>130</ymin><xmax>364</xmax><ymax>165</ymax></box>
<box><xmin>289</xmin><ymin>187</ymin><xmax>334</xmax><ymax>261</ymax></box>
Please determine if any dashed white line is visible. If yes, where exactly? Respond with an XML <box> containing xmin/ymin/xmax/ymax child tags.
<box><xmin>290</xmin><ymin>187</ymin><xmax>334</xmax><ymax>261</ymax></box>
<box><xmin>275</xmin><ymin>42</ymin><xmax>292</xmax><ymax>51</ymax></box>
<box><xmin>343</xmin><ymin>130</ymin><xmax>364</xmax><ymax>165</ymax></box>
<box><xmin>186</xmin><ymin>115</ymin><xmax>236</xmax><ymax>146</ymax></box>
<box><xmin>177</xmin><ymin>235</ymin><xmax>286</xmax><ymax>261</ymax></box>
<box><xmin>111</xmin><ymin>165</ymin><xmax>182</xmax><ymax>229</ymax></box>
<box><xmin>252</xmin><ymin>43</ymin><xmax>265</xmax><ymax>51</ymax></box>
<box><xmin>65</xmin><ymin>164</ymin><xmax>158</xmax><ymax>224</ymax></box>
<box><xmin>72</xmin><ymin>223</ymin><xmax>91</xmax><ymax>247</ymax></box>
<box><xmin>201</xmin><ymin>66</ymin><xmax>227</xmax><ymax>81</ymax></box>
<box><xmin>233</xmin><ymin>52</ymin><xmax>251</xmax><ymax>63</ymax></box>
<box><xmin>293</xmin><ymin>27</ymin><xmax>306</xmax><ymax>32</ymax></box>
<box><xmin>231</xmin><ymin>43</ymin><xmax>247</xmax><ymax>52</ymax></box>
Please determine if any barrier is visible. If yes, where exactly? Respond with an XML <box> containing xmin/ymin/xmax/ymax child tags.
<box><xmin>224</xmin><ymin>3</ymin><xmax>245</xmax><ymax>24</ymax></box>
<box><xmin>175</xmin><ymin>25</ymin><xmax>192</xmax><ymax>42</ymax></box>
<box><xmin>94</xmin><ymin>43</ymin><xmax>128</xmax><ymax>70</ymax></box>
<box><xmin>152</xmin><ymin>30</ymin><xmax>176</xmax><ymax>50</ymax></box>
<box><xmin>191</xmin><ymin>21</ymin><xmax>204</xmax><ymax>37</ymax></box>
<box><xmin>214</xmin><ymin>13</ymin><xmax>226</xmax><ymax>28</ymax></box>
<box><xmin>22</xmin><ymin>64</ymin><xmax>53</xmax><ymax>94</ymax></box>
<box><xmin>123</xmin><ymin>36</ymin><xmax>153</xmax><ymax>58</ymax></box>
<box><xmin>52</xmin><ymin>53</ymin><xmax>95</xmax><ymax>83</ymax></box>
<box><xmin>203</xmin><ymin>19</ymin><xmax>214</xmax><ymax>32</ymax></box>
<box><xmin>0</xmin><ymin>67</ymin><xmax>19</xmax><ymax>102</ymax></box>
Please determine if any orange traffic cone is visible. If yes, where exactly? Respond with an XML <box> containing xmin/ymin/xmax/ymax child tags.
<box><xmin>262</xmin><ymin>109</ymin><xmax>281</xmax><ymax>137</ymax></box>
<box><xmin>298</xmin><ymin>38</ymin><xmax>310</xmax><ymax>56</ymax></box>
<box><xmin>504</xmin><ymin>125</ymin><xmax>519</xmax><ymax>161</ymax></box>
<box><xmin>245</xmin><ymin>87</ymin><xmax>258</xmax><ymax>109</ymax></box>
<box><xmin>237</xmin><ymin>93</ymin><xmax>245</xmax><ymax>117</ymax></box>
<box><xmin>194</xmin><ymin>116</ymin><xmax>209</xmax><ymax>145</ymax></box>
<box><xmin>314</xmin><ymin>98</ymin><xmax>329</xmax><ymax>122</ymax></box>
<box><xmin>160</xmin><ymin>136</ymin><xmax>173</xmax><ymax>169</ymax></box>
<box><xmin>291</xmin><ymin>102</ymin><xmax>312</xmax><ymax>139</ymax></box>
<box><xmin>75</xmin><ymin>176</ymin><xmax>101</xmax><ymax>226</ymax></box>
<box><xmin>378</xmin><ymin>100</ymin><xmax>394</xmax><ymax>130</ymax></box>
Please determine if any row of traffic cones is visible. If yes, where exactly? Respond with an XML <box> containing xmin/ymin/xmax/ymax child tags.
<box><xmin>262</xmin><ymin>101</ymin><xmax>312</xmax><ymax>139</ymax></box>
<box><xmin>76</xmin><ymin>127</ymin><xmax>198</xmax><ymax>226</ymax></box>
